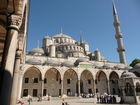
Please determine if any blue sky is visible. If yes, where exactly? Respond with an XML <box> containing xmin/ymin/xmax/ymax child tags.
<box><xmin>28</xmin><ymin>0</ymin><xmax>140</xmax><ymax>64</ymax></box>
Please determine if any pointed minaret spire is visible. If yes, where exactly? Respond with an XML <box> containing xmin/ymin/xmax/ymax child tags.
<box><xmin>113</xmin><ymin>0</ymin><xmax>126</xmax><ymax>64</ymax></box>
<box><xmin>80</xmin><ymin>31</ymin><xmax>83</xmax><ymax>43</ymax></box>
<box><xmin>112</xmin><ymin>0</ymin><xmax>117</xmax><ymax>15</ymax></box>
<box><xmin>60</xmin><ymin>27</ymin><xmax>63</xmax><ymax>34</ymax></box>
<box><xmin>37</xmin><ymin>40</ymin><xmax>40</xmax><ymax>48</ymax></box>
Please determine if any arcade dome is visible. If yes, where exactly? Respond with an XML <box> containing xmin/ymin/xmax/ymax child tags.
<box><xmin>134</xmin><ymin>63</ymin><xmax>140</xmax><ymax>69</ymax></box>
<box><xmin>26</xmin><ymin>58</ymin><xmax>42</xmax><ymax>65</ymax></box>
<box><xmin>121</xmin><ymin>72</ymin><xmax>137</xmax><ymax>78</ymax></box>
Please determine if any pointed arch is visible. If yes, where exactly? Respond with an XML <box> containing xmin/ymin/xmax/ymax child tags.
<box><xmin>22</xmin><ymin>66</ymin><xmax>42</xmax><ymax>97</ymax></box>
<box><xmin>80</xmin><ymin>69</ymin><xmax>94</xmax><ymax>94</ymax></box>
<box><xmin>44</xmin><ymin>67</ymin><xmax>61</xmax><ymax>97</ymax></box>
<box><xmin>63</xmin><ymin>69</ymin><xmax>78</xmax><ymax>96</ymax></box>
<box><xmin>95</xmin><ymin>70</ymin><xmax>108</xmax><ymax>94</ymax></box>
<box><xmin>109</xmin><ymin>71</ymin><xmax>119</xmax><ymax>95</ymax></box>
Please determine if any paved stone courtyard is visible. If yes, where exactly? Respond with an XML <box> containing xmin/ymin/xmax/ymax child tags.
<box><xmin>17</xmin><ymin>97</ymin><xmax>129</xmax><ymax>105</ymax></box>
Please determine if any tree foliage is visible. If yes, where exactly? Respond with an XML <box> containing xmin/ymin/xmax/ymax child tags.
<box><xmin>130</xmin><ymin>59</ymin><xmax>140</xmax><ymax>67</ymax></box>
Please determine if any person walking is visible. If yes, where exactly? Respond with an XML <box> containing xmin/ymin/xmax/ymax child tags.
<box><xmin>28</xmin><ymin>98</ymin><xmax>31</xmax><ymax>105</ymax></box>
<box><xmin>18</xmin><ymin>100</ymin><xmax>24</xmax><ymax>105</ymax></box>
<box><xmin>62</xmin><ymin>98</ymin><xmax>65</xmax><ymax>105</ymax></box>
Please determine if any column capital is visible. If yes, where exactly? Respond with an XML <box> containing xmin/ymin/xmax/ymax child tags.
<box><xmin>8</xmin><ymin>14</ymin><xmax>22</xmax><ymax>30</ymax></box>
<box><xmin>15</xmin><ymin>49</ymin><xmax>22</xmax><ymax>59</ymax></box>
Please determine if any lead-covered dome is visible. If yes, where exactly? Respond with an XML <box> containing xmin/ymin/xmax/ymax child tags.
<box><xmin>53</xmin><ymin>33</ymin><xmax>76</xmax><ymax>44</ymax></box>
<box><xmin>53</xmin><ymin>33</ymin><xmax>72</xmax><ymax>39</ymax></box>
<box><xmin>29</xmin><ymin>48</ymin><xmax>44</xmax><ymax>55</ymax></box>
<box><xmin>76</xmin><ymin>58</ymin><xmax>89</xmax><ymax>63</ymax></box>
<box><xmin>103</xmin><ymin>64</ymin><xmax>114</xmax><ymax>69</ymax></box>
<box><xmin>121</xmin><ymin>72</ymin><xmax>137</xmax><ymax>78</ymax></box>
<box><xmin>75</xmin><ymin>58</ymin><xmax>89</xmax><ymax>66</ymax></box>
<box><xmin>26</xmin><ymin>58</ymin><xmax>42</xmax><ymax>65</ymax></box>
<box><xmin>62</xmin><ymin>61</ymin><xmax>74</xmax><ymax>67</ymax></box>
<box><xmin>134</xmin><ymin>63</ymin><xmax>140</xmax><ymax>69</ymax></box>
<box><xmin>44</xmin><ymin>60</ymin><xmax>61</xmax><ymax>66</ymax></box>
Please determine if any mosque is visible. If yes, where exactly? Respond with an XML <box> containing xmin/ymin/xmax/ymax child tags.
<box><xmin>19</xmin><ymin>2</ymin><xmax>140</xmax><ymax>104</ymax></box>
<box><xmin>0</xmin><ymin>0</ymin><xmax>140</xmax><ymax>105</ymax></box>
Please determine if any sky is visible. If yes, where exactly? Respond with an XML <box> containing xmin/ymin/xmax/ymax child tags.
<box><xmin>27</xmin><ymin>0</ymin><xmax>140</xmax><ymax>64</ymax></box>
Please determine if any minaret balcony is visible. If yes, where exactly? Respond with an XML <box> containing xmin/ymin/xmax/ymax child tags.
<box><xmin>115</xmin><ymin>34</ymin><xmax>122</xmax><ymax>39</ymax></box>
<box><xmin>117</xmin><ymin>48</ymin><xmax>125</xmax><ymax>52</ymax></box>
<box><xmin>113</xmin><ymin>22</ymin><xmax>120</xmax><ymax>27</ymax></box>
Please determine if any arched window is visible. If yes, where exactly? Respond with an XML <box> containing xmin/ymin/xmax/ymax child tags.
<box><xmin>136</xmin><ymin>82</ymin><xmax>140</xmax><ymax>96</ymax></box>
<box><xmin>125</xmin><ymin>83</ymin><xmax>133</xmax><ymax>96</ymax></box>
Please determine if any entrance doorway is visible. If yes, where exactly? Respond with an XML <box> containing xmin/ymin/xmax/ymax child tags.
<box><xmin>67</xmin><ymin>89</ymin><xmax>71</xmax><ymax>96</ymax></box>
<box><xmin>33</xmin><ymin>89</ymin><xmax>38</xmax><ymax>97</ymax></box>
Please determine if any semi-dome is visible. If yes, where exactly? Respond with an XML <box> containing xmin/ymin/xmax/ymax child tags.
<box><xmin>121</xmin><ymin>72</ymin><xmax>137</xmax><ymax>78</ymax></box>
<box><xmin>53</xmin><ymin>33</ymin><xmax>72</xmax><ymax>39</ymax></box>
<box><xmin>29</xmin><ymin>48</ymin><xmax>44</xmax><ymax>55</ymax></box>
<box><xmin>26</xmin><ymin>58</ymin><xmax>42</xmax><ymax>65</ymax></box>
<box><xmin>134</xmin><ymin>63</ymin><xmax>140</xmax><ymax>69</ymax></box>
<box><xmin>44</xmin><ymin>60</ymin><xmax>61</xmax><ymax>66</ymax></box>
<box><xmin>62</xmin><ymin>61</ymin><xmax>74</xmax><ymax>67</ymax></box>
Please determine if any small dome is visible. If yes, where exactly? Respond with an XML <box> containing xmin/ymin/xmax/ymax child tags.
<box><xmin>53</xmin><ymin>33</ymin><xmax>72</xmax><ymax>39</ymax></box>
<box><xmin>124</xmin><ymin>66</ymin><xmax>133</xmax><ymax>70</ymax></box>
<box><xmin>91</xmin><ymin>62</ymin><xmax>103</xmax><ymax>69</ymax></box>
<box><xmin>134</xmin><ymin>63</ymin><xmax>140</xmax><ymax>69</ymax></box>
<box><xmin>114</xmin><ymin>64</ymin><xmax>125</xmax><ymax>69</ymax></box>
<box><xmin>62</xmin><ymin>61</ymin><xmax>74</xmax><ymax>67</ymax></box>
<box><xmin>74</xmin><ymin>58</ymin><xmax>89</xmax><ymax>66</ymax></box>
<box><xmin>103</xmin><ymin>64</ymin><xmax>114</xmax><ymax>69</ymax></box>
<box><xmin>76</xmin><ymin>58</ymin><xmax>89</xmax><ymax>63</ymax></box>
<box><xmin>121</xmin><ymin>72</ymin><xmax>137</xmax><ymax>78</ymax></box>
<box><xmin>29</xmin><ymin>48</ymin><xmax>44</xmax><ymax>55</ymax></box>
<box><xmin>44</xmin><ymin>60</ymin><xmax>61</xmax><ymax>66</ymax></box>
<box><xmin>26</xmin><ymin>58</ymin><xmax>42</xmax><ymax>65</ymax></box>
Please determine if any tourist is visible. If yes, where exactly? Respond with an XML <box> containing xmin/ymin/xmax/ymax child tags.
<box><xmin>27</xmin><ymin>99</ymin><xmax>31</xmax><ymax>105</ymax></box>
<box><xmin>96</xmin><ymin>92</ymin><xmax>100</xmax><ymax>102</ymax></box>
<box><xmin>62</xmin><ymin>98</ymin><xmax>65</xmax><ymax>105</ymax></box>
<box><xmin>18</xmin><ymin>99</ymin><xmax>24</xmax><ymax>105</ymax></box>
<box><xmin>113</xmin><ymin>95</ymin><xmax>116</xmax><ymax>103</ymax></box>
<box><xmin>27</xmin><ymin>95</ymin><xmax>32</xmax><ymax>105</ymax></box>
<box><xmin>37</xmin><ymin>95</ymin><xmax>41</xmax><ymax>102</ymax></box>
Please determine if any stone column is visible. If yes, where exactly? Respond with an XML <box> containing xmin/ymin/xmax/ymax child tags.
<box><xmin>133</xmin><ymin>86</ymin><xmax>138</xmax><ymax>104</ymax></box>
<box><xmin>41</xmin><ymin>79</ymin><xmax>44</xmax><ymax>98</ymax></box>
<box><xmin>10</xmin><ymin>50</ymin><xmax>22</xmax><ymax>105</ymax></box>
<box><xmin>78</xmin><ymin>79</ymin><xmax>81</xmax><ymax>97</ymax></box>
<box><xmin>107</xmin><ymin>80</ymin><xmax>111</xmax><ymax>94</ymax></box>
<box><xmin>61</xmin><ymin>79</ymin><xmax>64</xmax><ymax>96</ymax></box>
<box><xmin>93</xmin><ymin>79</ymin><xmax>96</xmax><ymax>95</ymax></box>
<box><xmin>17</xmin><ymin>75</ymin><xmax>23</xmax><ymax>99</ymax></box>
<box><xmin>0</xmin><ymin>15</ymin><xmax>22</xmax><ymax>105</ymax></box>
<box><xmin>121</xmin><ymin>88</ymin><xmax>125</xmax><ymax>102</ymax></box>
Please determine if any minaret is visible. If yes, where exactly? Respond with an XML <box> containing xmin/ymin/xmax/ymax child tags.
<box><xmin>113</xmin><ymin>0</ymin><xmax>126</xmax><ymax>64</ymax></box>
<box><xmin>37</xmin><ymin>40</ymin><xmax>40</xmax><ymax>48</ymax></box>
<box><xmin>80</xmin><ymin>31</ymin><xmax>83</xmax><ymax>43</ymax></box>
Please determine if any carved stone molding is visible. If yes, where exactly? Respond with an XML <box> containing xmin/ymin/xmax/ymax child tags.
<box><xmin>8</xmin><ymin>14</ymin><xmax>22</xmax><ymax>30</ymax></box>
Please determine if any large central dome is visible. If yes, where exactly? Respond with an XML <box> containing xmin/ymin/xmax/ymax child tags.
<box><xmin>53</xmin><ymin>33</ymin><xmax>72</xmax><ymax>39</ymax></box>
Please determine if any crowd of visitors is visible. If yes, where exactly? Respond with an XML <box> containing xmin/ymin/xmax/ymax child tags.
<box><xmin>96</xmin><ymin>93</ymin><xmax>116</xmax><ymax>104</ymax></box>
<box><xmin>17</xmin><ymin>93</ymin><xmax>118</xmax><ymax>105</ymax></box>
<box><xmin>81</xmin><ymin>93</ymin><xmax>95</xmax><ymax>98</ymax></box>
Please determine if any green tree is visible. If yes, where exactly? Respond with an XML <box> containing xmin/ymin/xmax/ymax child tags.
<box><xmin>130</xmin><ymin>59</ymin><xmax>140</xmax><ymax>67</ymax></box>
